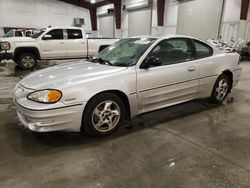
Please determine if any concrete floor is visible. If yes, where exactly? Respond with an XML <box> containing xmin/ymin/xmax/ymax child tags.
<box><xmin>0</xmin><ymin>60</ymin><xmax>250</xmax><ymax>188</ymax></box>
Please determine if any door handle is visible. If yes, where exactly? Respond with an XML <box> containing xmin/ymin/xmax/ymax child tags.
<box><xmin>81</xmin><ymin>42</ymin><xmax>86</xmax><ymax>44</ymax></box>
<box><xmin>187</xmin><ymin>66</ymin><xmax>197</xmax><ymax>72</ymax></box>
<box><xmin>60</xmin><ymin>42</ymin><xmax>65</xmax><ymax>44</ymax></box>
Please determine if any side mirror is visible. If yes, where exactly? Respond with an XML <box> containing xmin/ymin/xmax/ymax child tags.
<box><xmin>140</xmin><ymin>56</ymin><xmax>162</xmax><ymax>69</ymax></box>
<box><xmin>43</xmin><ymin>34</ymin><xmax>52</xmax><ymax>40</ymax></box>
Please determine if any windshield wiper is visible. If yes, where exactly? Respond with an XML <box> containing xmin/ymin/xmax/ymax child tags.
<box><xmin>96</xmin><ymin>58</ymin><xmax>112</xmax><ymax>66</ymax></box>
<box><xmin>86</xmin><ymin>57</ymin><xmax>97</xmax><ymax>63</ymax></box>
<box><xmin>112</xmin><ymin>62</ymin><xmax>129</xmax><ymax>67</ymax></box>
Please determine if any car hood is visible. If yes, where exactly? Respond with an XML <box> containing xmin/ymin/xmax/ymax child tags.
<box><xmin>20</xmin><ymin>60</ymin><xmax>128</xmax><ymax>90</ymax></box>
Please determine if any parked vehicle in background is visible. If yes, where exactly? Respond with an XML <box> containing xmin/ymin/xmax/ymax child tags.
<box><xmin>0</xmin><ymin>26</ymin><xmax>119</xmax><ymax>69</ymax></box>
<box><xmin>13</xmin><ymin>35</ymin><xmax>242</xmax><ymax>136</ymax></box>
<box><xmin>207</xmin><ymin>37</ymin><xmax>246</xmax><ymax>56</ymax></box>
<box><xmin>2</xmin><ymin>29</ymin><xmax>35</xmax><ymax>38</ymax></box>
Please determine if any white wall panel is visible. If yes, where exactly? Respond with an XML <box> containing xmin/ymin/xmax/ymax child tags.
<box><xmin>177</xmin><ymin>0</ymin><xmax>223</xmax><ymax>40</ymax></box>
<box><xmin>223</xmin><ymin>0</ymin><xmax>241</xmax><ymax>22</ymax></box>
<box><xmin>128</xmin><ymin>8</ymin><xmax>152</xmax><ymax>37</ymax></box>
<box><xmin>221</xmin><ymin>21</ymin><xmax>239</xmax><ymax>42</ymax></box>
<box><xmin>0</xmin><ymin>0</ymin><xmax>4</xmax><ymax>36</ymax></box>
<box><xmin>0</xmin><ymin>0</ymin><xmax>91</xmax><ymax>30</ymax></box>
<box><xmin>99</xmin><ymin>15</ymin><xmax>114</xmax><ymax>38</ymax></box>
<box><xmin>165</xmin><ymin>0</ymin><xmax>179</xmax><ymax>28</ymax></box>
<box><xmin>220</xmin><ymin>0</ymin><xmax>241</xmax><ymax>42</ymax></box>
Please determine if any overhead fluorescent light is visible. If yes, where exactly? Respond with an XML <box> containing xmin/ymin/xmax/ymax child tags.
<box><xmin>90</xmin><ymin>0</ymin><xmax>96</xmax><ymax>3</ymax></box>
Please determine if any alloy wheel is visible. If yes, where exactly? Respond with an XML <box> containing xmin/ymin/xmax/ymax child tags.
<box><xmin>215</xmin><ymin>79</ymin><xmax>229</xmax><ymax>101</ymax></box>
<box><xmin>91</xmin><ymin>100</ymin><xmax>121</xmax><ymax>132</ymax></box>
<box><xmin>22</xmin><ymin>56</ymin><xmax>35</xmax><ymax>68</ymax></box>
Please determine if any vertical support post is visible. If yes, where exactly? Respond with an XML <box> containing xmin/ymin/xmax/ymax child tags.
<box><xmin>90</xmin><ymin>8</ymin><xmax>97</xmax><ymax>31</ymax></box>
<box><xmin>114</xmin><ymin>0</ymin><xmax>121</xmax><ymax>29</ymax></box>
<box><xmin>157</xmin><ymin>0</ymin><xmax>165</xmax><ymax>26</ymax></box>
<box><xmin>240</xmin><ymin>0</ymin><xmax>250</xmax><ymax>20</ymax></box>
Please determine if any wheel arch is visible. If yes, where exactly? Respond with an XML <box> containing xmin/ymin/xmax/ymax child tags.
<box><xmin>222</xmin><ymin>69</ymin><xmax>233</xmax><ymax>90</ymax></box>
<box><xmin>82</xmin><ymin>90</ymin><xmax>131</xmax><ymax>129</ymax></box>
<box><xmin>14</xmin><ymin>47</ymin><xmax>41</xmax><ymax>61</ymax></box>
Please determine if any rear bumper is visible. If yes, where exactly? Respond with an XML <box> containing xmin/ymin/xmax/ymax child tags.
<box><xmin>0</xmin><ymin>52</ymin><xmax>13</xmax><ymax>61</ymax></box>
<box><xmin>14</xmin><ymin>100</ymin><xmax>85</xmax><ymax>132</ymax></box>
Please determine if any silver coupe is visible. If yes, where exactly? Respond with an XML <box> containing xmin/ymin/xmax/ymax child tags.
<box><xmin>13</xmin><ymin>35</ymin><xmax>242</xmax><ymax>136</ymax></box>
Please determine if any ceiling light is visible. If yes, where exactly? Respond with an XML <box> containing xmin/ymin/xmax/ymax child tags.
<box><xmin>90</xmin><ymin>0</ymin><xmax>96</xmax><ymax>3</ymax></box>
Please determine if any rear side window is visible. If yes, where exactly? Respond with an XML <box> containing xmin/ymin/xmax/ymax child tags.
<box><xmin>46</xmin><ymin>29</ymin><xmax>64</xmax><ymax>40</ymax></box>
<box><xmin>67</xmin><ymin>29</ymin><xmax>83</xmax><ymax>39</ymax></box>
<box><xmin>194</xmin><ymin>40</ymin><xmax>213</xmax><ymax>58</ymax></box>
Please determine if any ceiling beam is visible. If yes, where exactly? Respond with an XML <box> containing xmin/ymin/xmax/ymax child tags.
<box><xmin>95</xmin><ymin>1</ymin><xmax>113</xmax><ymax>8</ymax></box>
<box><xmin>57</xmin><ymin>0</ymin><xmax>119</xmax><ymax>31</ymax></box>
<box><xmin>58</xmin><ymin>0</ymin><xmax>91</xmax><ymax>9</ymax></box>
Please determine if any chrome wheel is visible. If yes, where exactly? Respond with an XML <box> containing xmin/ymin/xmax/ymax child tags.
<box><xmin>22</xmin><ymin>56</ymin><xmax>35</xmax><ymax>68</ymax></box>
<box><xmin>92</xmin><ymin>100</ymin><xmax>121</xmax><ymax>132</ymax></box>
<box><xmin>215</xmin><ymin>79</ymin><xmax>228</xmax><ymax>101</ymax></box>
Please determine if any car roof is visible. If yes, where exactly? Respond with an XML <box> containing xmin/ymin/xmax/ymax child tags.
<box><xmin>47</xmin><ymin>26</ymin><xmax>83</xmax><ymax>30</ymax></box>
<box><xmin>130</xmin><ymin>34</ymin><xmax>201</xmax><ymax>41</ymax></box>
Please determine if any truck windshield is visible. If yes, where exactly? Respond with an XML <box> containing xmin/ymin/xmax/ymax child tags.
<box><xmin>95</xmin><ymin>38</ymin><xmax>156</xmax><ymax>67</ymax></box>
<box><xmin>4</xmin><ymin>30</ymin><xmax>15</xmax><ymax>38</ymax></box>
<box><xmin>32</xmin><ymin>29</ymin><xmax>46</xmax><ymax>39</ymax></box>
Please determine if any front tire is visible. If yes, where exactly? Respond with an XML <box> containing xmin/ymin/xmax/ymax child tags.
<box><xmin>209</xmin><ymin>74</ymin><xmax>231</xmax><ymax>103</ymax></box>
<box><xmin>18</xmin><ymin>53</ymin><xmax>37</xmax><ymax>70</ymax></box>
<box><xmin>82</xmin><ymin>93</ymin><xmax>125</xmax><ymax>137</ymax></box>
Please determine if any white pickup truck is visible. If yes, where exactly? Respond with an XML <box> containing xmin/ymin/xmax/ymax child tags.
<box><xmin>0</xmin><ymin>26</ymin><xmax>119</xmax><ymax>69</ymax></box>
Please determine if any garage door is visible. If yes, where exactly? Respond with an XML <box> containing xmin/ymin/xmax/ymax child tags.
<box><xmin>99</xmin><ymin>15</ymin><xmax>114</xmax><ymax>38</ymax></box>
<box><xmin>128</xmin><ymin>8</ymin><xmax>152</xmax><ymax>37</ymax></box>
<box><xmin>177</xmin><ymin>0</ymin><xmax>223</xmax><ymax>40</ymax></box>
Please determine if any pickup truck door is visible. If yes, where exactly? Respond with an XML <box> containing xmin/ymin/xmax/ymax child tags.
<box><xmin>66</xmin><ymin>29</ymin><xmax>87</xmax><ymax>58</ymax></box>
<box><xmin>40</xmin><ymin>29</ymin><xmax>67</xmax><ymax>59</ymax></box>
<box><xmin>137</xmin><ymin>38</ymin><xmax>199</xmax><ymax>113</ymax></box>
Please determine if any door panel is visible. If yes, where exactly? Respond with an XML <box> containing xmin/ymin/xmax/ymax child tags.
<box><xmin>137</xmin><ymin>38</ymin><xmax>199</xmax><ymax>112</ymax></box>
<box><xmin>40</xmin><ymin>29</ymin><xmax>67</xmax><ymax>59</ymax></box>
<box><xmin>137</xmin><ymin>62</ymin><xmax>198</xmax><ymax>112</ymax></box>
<box><xmin>66</xmin><ymin>29</ymin><xmax>87</xmax><ymax>58</ymax></box>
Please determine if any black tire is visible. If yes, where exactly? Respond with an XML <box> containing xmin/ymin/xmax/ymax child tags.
<box><xmin>18</xmin><ymin>53</ymin><xmax>37</xmax><ymax>70</ymax></box>
<box><xmin>209</xmin><ymin>74</ymin><xmax>231</xmax><ymax>103</ymax></box>
<box><xmin>98</xmin><ymin>45</ymin><xmax>109</xmax><ymax>53</ymax></box>
<box><xmin>82</xmin><ymin>93</ymin><xmax>125</xmax><ymax>137</ymax></box>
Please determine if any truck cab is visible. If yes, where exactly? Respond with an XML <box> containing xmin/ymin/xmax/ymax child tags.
<box><xmin>0</xmin><ymin>26</ymin><xmax>118</xmax><ymax>69</ymax></box>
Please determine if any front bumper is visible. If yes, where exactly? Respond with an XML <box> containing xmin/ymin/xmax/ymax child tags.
<box><xmin>14</xmin><ymin>100</ymin><xmax>86</xmax><ymax>132</ymax></box>
<box><xmin>0</xmin><ymin>51</ymin><xmax>13</xmax><ymax>61</ymax></box>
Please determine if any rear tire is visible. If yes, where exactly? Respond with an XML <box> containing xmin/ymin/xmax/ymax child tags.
<box><xmin>82</xmin><ymin>93</ymin><xmax>125</xmax><ymax>137</ymax></box>
<box><xmin>18</xmin><ymin>53</ymin><xmax>37</xmax><ymax>70</ymax></box>
<box><xmin>209</xmin><ymin>74</ymin><xmax>231</xmax><ymax>103</ymax></box>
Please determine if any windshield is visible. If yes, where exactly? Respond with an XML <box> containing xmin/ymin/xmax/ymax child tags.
<box><xmin>95</xmin><ymin>38</ymin><xmax>156</xmax><ymax>67</ymax></box>
<box><xmin>32</xmin><ymin>29</ymin><xmax>46</xmax><ymax>39</ymax></box>
<box><xmin>4</xmin><ymin>30</ymin><xmax>15</xmax><ymax>38</ymax></box>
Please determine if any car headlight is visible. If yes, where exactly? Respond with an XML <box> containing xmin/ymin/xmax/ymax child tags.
<box><xmin>0</xmin><ymin>42</ymin><xmax>10</xmax><ymax>50</ymax></box>
<box><xmin>27</xmin><ymin>89</ymin><xmax>62</xmax><ymax>103</ymax></box>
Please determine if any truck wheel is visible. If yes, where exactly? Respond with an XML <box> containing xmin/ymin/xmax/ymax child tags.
<box><xmin>18</xmin><ymin>53</ymin><xmax>37</xmax><ymax>70</ymax></box>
